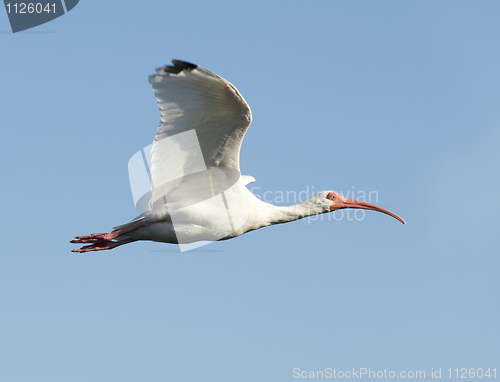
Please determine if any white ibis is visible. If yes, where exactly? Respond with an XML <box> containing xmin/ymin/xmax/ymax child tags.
<box><xmin>72</xmin><ymin>60</ymin><xmax>405</xmax><ymax>253</ymax></box>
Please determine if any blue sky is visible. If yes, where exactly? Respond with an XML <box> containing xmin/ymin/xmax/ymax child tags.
<box><xmin>1</xmin><ymin>1</ymin><xmax>499</xmax><ymax>381</ymax></box>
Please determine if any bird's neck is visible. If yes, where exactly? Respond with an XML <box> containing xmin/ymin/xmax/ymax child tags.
<box><xmin>265</xmin><ymin>199</ymin><xmax>326</xmax><ymax>226</ymax></box>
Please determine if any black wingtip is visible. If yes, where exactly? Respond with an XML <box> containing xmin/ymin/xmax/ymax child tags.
<box><xmin>161</xmin><ymin>60</ymin><xmax>198</xmax><ymax>74</ymax></box>
<box><xmin>171</xmin><ymin>60</ymin><xmax>197</xmax><ymax>70</ymax></box>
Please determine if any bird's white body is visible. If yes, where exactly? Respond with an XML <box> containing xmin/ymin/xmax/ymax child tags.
<box><xmin>72</xmin><ymin>60</ymin><xmax>404</xmax><ymax>252</ymax></box>
<box><xmin>123</xmin><ymin>190</ymin><xmax>332</xmax><ymax>245</ymax></box>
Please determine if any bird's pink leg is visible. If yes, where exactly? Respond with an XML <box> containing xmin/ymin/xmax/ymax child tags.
<box><xmin>71</xmin><ymin>220</ymin><xmax>149</xmax><ymax>253</ymax></box>
<box><xmin>71</xmin><ymin>238</ymin><xmax>136</xmax><ymax>253</ymax></box>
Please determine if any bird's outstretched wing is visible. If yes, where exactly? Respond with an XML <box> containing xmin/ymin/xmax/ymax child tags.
<box><xmin>145</xmin><ymin>60</ymin><xmax>253</xmax><ymax>218</ymax></box>
<box><xmin>148</xmin><ymin>60</ymin><xmax>252</xmax><ymax>173</ymax></box>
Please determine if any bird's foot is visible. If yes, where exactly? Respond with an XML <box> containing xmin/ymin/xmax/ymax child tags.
<box><xmin>71</xmin><ymin>220</ymin><xmax>149</xmax><ymax>253</ymax></box>
<box><xmin>71</xmin><ymin>238</ymin><xmax>134</xmax><ymax>253</ymax></box>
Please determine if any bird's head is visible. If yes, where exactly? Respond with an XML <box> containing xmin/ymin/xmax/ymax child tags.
<box><xmin>325</xmin><ymin>191</ymin><xmax>406</xmax><ymax>224</ymax></box>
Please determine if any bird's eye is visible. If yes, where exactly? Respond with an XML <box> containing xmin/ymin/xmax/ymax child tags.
<box><xmin>330</xmin><ymin>194</ymin><xmax>336</xmax><ymax>200</ymax></box>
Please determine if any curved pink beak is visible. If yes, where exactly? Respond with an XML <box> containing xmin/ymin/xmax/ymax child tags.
<box><xmin>331</xmin><ymin>198</ymin><xmax>406</xmax><ymax>224</ymax></box>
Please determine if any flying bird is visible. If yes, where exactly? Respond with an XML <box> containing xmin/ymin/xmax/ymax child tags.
<box><xmin>72</xmin><ymin>60</ymin><xmax>405</xmax><ymax>252</ymax></box>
